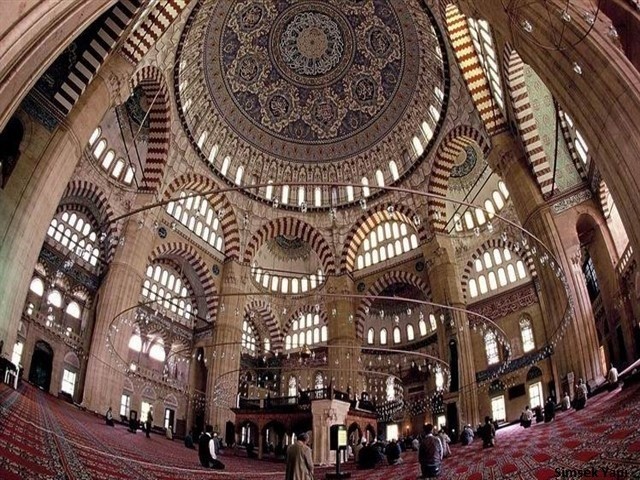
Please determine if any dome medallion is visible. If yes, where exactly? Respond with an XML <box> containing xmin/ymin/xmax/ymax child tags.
<box><xmin>177</xmin><ymin>0</ymin><xmax>447</xmax><ymax>206</ymax></box>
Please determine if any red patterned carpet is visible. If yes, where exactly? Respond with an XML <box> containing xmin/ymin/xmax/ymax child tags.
<box><xmin>1</xmin><ymin>383</ymin><xmax>639</xmax><ymax>479</ymax></box>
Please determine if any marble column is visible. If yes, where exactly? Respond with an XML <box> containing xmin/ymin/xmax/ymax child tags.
<box><xmin>487</xmin><ymin>133</ymin><xmax>602</xmax><ymax>383</ymax></box>
<box><xmin>83</xmin><ymin>204</ymin><xmax>154</xmax><ymax>413</ymax></box>
<box><xmin>423</xmin><ymin>235</ymin><xmax>480</xmax><ymax>430</ymax></box>
<box><xmin>206</xmin><ymin>260</ymin><xmax>247</xmax><ymax>432</ymax></box>
<box><xmin>325</xmin><ymin>274</ymin><xmax>361</xmax><ymax>395</ymax></box>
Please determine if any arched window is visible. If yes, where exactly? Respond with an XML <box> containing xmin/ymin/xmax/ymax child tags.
<box><xmin>88</xmin><ymin>128</ymin><xmax>101</xmax><ymax>146</ymax></box>
<box><xmin>520</xmin><ymin>317</ymin><xmax>535</xmax><ymax>353</ymax></box>
<box><xmin>314</xmin><ymin>373</ymin><xmax>324</xmax><ymax>390</ymax></box>
<box><xmin>484</xmin><ymin>331</ymin><xmax>499</xmax><ymax>365</ymax></box>
<box><xmin>421</xmin><ymin>121</ymin><xmax>433</xmax><ymax>143</ymax></box>
<box><xmin>66</xmin><ymin>301</ymin><xmax>81</xmax><ymax>319</ymax></box>
<box><xmin>128</xmin><ymin>334</ymin><xmax>142</xmax><ymax>352</ymax></box>
<box><xmin>469</xmin><ymin>279</ymin><xmax>478</xmax><ymax>298</ymax></box>
<box><xmin>389</xmin><ymin>161</ymin><xmax>399</xmax><ymax>181</ymax></box>
<box><xmin>412</xmin><ymin>136</ymin><xmax>424</xmax><ymax>156</ymax></box>
<box><xmin>380</xmin><ymin>328</ymin><xmax>388</xmax><ymax>345</ymax></box>
<box><xmin>393</xmin><ymin>326</ymin><xmax>401</xmax><ymax>344</ymax></box>
<box><xmin>361</xmin><ymin>177</ymin><xmax>370</xmax><ymax>197</ymax></box>
<box><xmin>266</xmin><ymin>180</ymin><xmax>274</xmax><ymax>200</ymax></box>
<box><xmin>30</xmin><ymin>277</ymin><xmax>44</xmax><ymax>296</ymax></box>
<box><xmin>375</xmin><ymin>169</ymin><xmax>385</xmax><ymax>187</ymax></box>
<box><xmin>93</xmin><ymin>139</ymin><xmax>106</xmax><ymax>159</ymax></box>
<box><xmin>220</xmin><ymin>156</ymin><xmax>230</xmax><ymax>175</ymax></box>
<box><xmin>467</xmin><ymin>18</ymin><xmax>504</xmax><ymax>110</ymax></box>
<box><xmin>493</xmin><ymin>191</ymin><xmax>505</xmax><ymax>210</ymax></box>
<box><xmin>234</xmin><ymin>165</ymin><xmax>244</xmax><ymax>185</ymax></box>
<box><xmin>141</xmin><ymin>263</ymin><xmax>196</xmax><ymax>327</ymax></box>
<box><xmin>47</xmin><ymin>290</ymin><xmax>62</xmax><ymax>308</ymax></box>
<box><xmin>149</xmin><ymin>342</ymin><xmax>166</xmax><ymax>362</ymax></box>
<box><xmin>314</xmin><ymin>187</ymin><xmax>322</xmax><ymax>206</ymax></box>
<box><xmin>208</xmin><ymin>145</ymin><xmax>219</xmax><ymax>164</ymax></box>
<box><xmin>406</xmin><ymin>324</ymin><xmax>415</xmax><ymax>341</ymax></box>
<box><xmin>419</xmin><ymin>319</ymin><xmax>427</xmax><ymax>336</ymax></box>
<box><xmin>166</xmin><ymin>191</ymin><xmax>224</xmax><ymax>253</ymax></box>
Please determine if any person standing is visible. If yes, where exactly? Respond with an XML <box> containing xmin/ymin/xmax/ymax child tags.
<box><xmin>574</xmin><ymin>379</ymin><xmax>588</xmax><ymax>410</ymax></box>
<box><xmin>199</xmin><ymin>425</ymin><xmax>225</xmax><ymax>469</ymax></box>
<box><xmin>561</xmin><ymin>392</ymin><xmax>571</xmax><ymax>411</ymax></box>
<box><xmin>285</xmin><ymin>432</ymin><xmax>314</xmax><ymax>480</ymax></box>
<box><xmin>544</xmin><ymin>397</ymin><xmax>556</xmax><ymax>422</ymax></box>
<box><xmin>145</xmin><ymin>408</ymin><xmax>153</xmax><ymax>438</ymax></box>
<box><xmin>418</xmin><ymin>424</ymin><xmax>443</xmax><ymax>478</ymax></box>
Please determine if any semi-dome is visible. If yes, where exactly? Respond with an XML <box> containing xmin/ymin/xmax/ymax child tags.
<box><xmin>176</xmin><ymin>0</ymin><xmax>448</xmax><ymax>208</ymax></box>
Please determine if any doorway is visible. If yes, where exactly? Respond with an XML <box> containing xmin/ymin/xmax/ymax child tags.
<box><xmin>28</xmin><ymin>341</ymin><xmax>53</xmax><ymax>391</ymax></box>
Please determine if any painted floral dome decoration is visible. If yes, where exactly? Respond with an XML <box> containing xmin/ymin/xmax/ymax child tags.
<box><xmin>176</xmin><ymin>0</ymin><xmax>448</xmax><ymax>207</ymax></box>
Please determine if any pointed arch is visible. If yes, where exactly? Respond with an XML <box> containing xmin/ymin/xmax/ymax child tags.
<box><xmin>283</xmin><ymin>305</ymin><xmax>329</xmax><ymax>337</ymax></box>
<box><xmin>244</xmin><ymin>218</ymin><xmax>336</xmax><ymax>275</ymax></box>
<box><xmin>121</xmin><ymin>1</ymin><xmax>192</xmax><ymax>64</ymax></box>
<box><xmin>244</xmin><ymin>300</ymin><xmax>282</xmax><ymax>352</ymax></box>
<box><xmin>444</xmin><ymin>4</ymin><xmax>506</xmax><ymax>134</ymax></box>
<box><xmin>163</xmin><ymin>173</ymin><xmax>240</xmax><ymax>260</ymax></box>
<box><xmin>130</xmin><ymin>66</ymin><xmax>170</xmax><ymax>194</ymax></box>
<box><xmin>503</xmin><ymin>44</ymin><xmax>555</xmax><ymax>197</ymax></box>
<box><xmin>428</xmin><ymin>126</ymin><xmax>491</xmax><ymax>232</ymax></box>
<box><xmin>148</xmin><ymin>242</ymin><xmax>217</xmax><ymax>318</ymax></box>
<box><xmin>460</xmin><ymin>238</ymin><xmax>537</xmax><ymax>299</ymax></box>
<box><xmin>60</xmin><ymin>180</ymin><xmax>117</xmax><ymax>262</ymax></box>
<box><xmin>340</xmin><ymin>202</ymin><xmax>429</xmax><ymax>273</ymax></box>
<box><xmin>355</xmin><ymin>271</ymin><xmax>431</xmax><ymax>339</ymax></box>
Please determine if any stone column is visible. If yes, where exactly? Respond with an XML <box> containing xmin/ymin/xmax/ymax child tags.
<box><xmin>206</xmin><ymin>260</ymin><xmax>247</xmax><ymax>432</ymax></box>
<box><xmin>325</xmin><ymin>274</ymin><xmax>361</xmax><ymax>395</ymax></box>
<box><xmin>487</xmin><ymin>133</ymin><xmax>602</xmax><ymax>383</ymax></box>
<box><xmin>423</xmin><ymin>235</ymin><xmax>479</xmax><ymax>430</ymax></box>
<box><xmin>82</xmin><ymin>205</ymin><xmax>154</xmax><ymax>413</ymax></box>
<box><xmin>0</xmin><ymin>53</ymin><xmax>132</xmax><ymax>355</ymax></box>
<box><xmin>310</xmin><ymin>398</ymin><xmax>350</xmax><ymax>465</ymax></box>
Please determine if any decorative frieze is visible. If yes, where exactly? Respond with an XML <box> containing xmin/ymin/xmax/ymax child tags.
<box><xmin>468</xmin><ymin>284</ymin><xmax>537</xmax><ymax>319</ymax></box>
<box><xmin>551</xmin><ymin>190</ymin><xmax>592</xmax><ymax>214</ymax></box>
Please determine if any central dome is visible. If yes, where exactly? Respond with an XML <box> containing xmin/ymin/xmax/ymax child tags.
<box><xmin>206</xmin><ymin>0</ymin><xmax>415</xmax><ymax>162</ymax></box>
<box><xmin>177</xmin><ymin>0</ymin><xmax>447</xmax><ymax>207</ymax></box>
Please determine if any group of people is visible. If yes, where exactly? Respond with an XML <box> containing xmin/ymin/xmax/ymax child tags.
<box><xmin>197</xmin><ymin>425</ymin><xmax>225</xmax><ymax>470</ymax></box>
<box><xmin>104</xmin><ymin>406</ymin><xmax>154</xmax><ymax>438</ymax></box>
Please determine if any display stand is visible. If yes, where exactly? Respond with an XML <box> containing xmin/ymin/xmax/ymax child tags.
<box><xmin>326</xmin><ymin>424</ymin><xmax>351</xmax><ymax>479</ymax></box>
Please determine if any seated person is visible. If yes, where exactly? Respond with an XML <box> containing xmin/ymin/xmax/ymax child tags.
<box><xmin>184</xmin><ymin>431</ymin><xmax>195</xmax><ymax>449</ymax></box>
<box><xmin>358</xmin><ymin>443</ymin><xmax>382</xmax><ymax>469</ymax></box>
<box><xmin>520</xmin><ymin>406</ymin><xmax>533</xmax><ymax>428</ymax></box>
<box><xmin>105</xmin><ymin>407</ymin><xmax>114</xmax><ymax>427</ymax></box>
<box><xmin>480</xmin><ymin>417</ymin><xmax>495</xmax><ymax>448</ymax></box>
<box><xmin>461</xmin><ymin>425</ymin><xmax>474</xmax><ymax>446</ymax></box>
<box><xmin>384</xmin><ymin>439</ymin><xmax>402</xmax><ymax>465</ymax></box>
<box><xmin>246</xmin><ymin>441</ymin><xmax>257</xmax><ymax>458</ymax></box>
<box><xmin>128</xmin><ymin>415</ymin><xmax>138</xmax><ymax>433</ymax></box>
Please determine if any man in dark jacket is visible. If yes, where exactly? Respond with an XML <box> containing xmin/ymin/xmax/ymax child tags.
<box><xmin>199</xmin><ymin>425</ymin><xmax>225</xmax><ymax>469</ymax></box>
